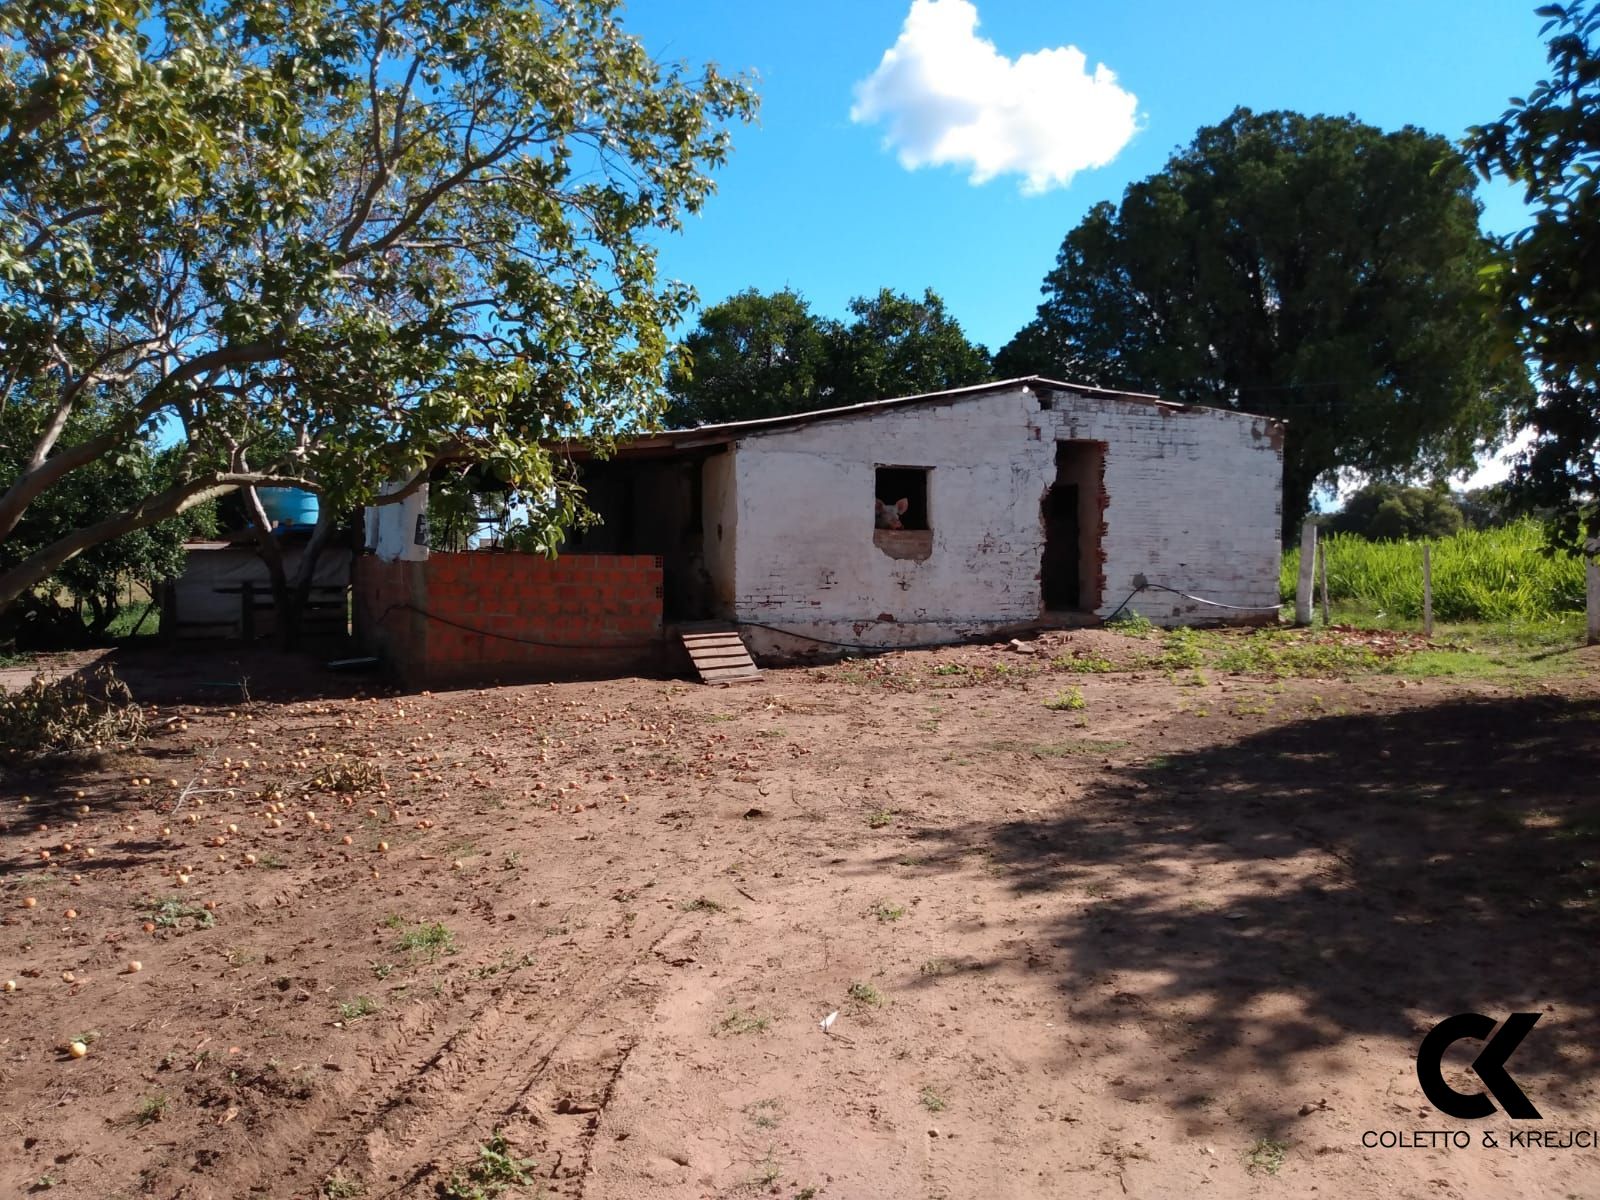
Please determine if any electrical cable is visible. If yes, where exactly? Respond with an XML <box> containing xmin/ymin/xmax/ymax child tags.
<box><xmin>373</xmin><ymin>602</ymin><xmax>659</xmax><ymax>650</ymax></box>
<box><xmin>744</xmin><ymin>583</ymin><xmax>1284</xmax><ymax>653</ymax></box>
<box><xmin>1128</xmin><ymin>583</ymin><xmax>1287</xmax><ymax>613</ymax></box>
<box><xmin>373</xmin><ymin>584</ymin><xmax>1284</xmax><ymax>659</ymax></box>
<box><xmin>736</xmin><ymin>620</ymin><xmax>999</xmax><ymax>653</ymax></box>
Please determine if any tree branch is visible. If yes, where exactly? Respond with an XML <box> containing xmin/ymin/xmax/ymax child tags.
<box><xmin>0</xmin><ymin>470</ymin><xmax>318</xmax><ymax>614</ymax></box>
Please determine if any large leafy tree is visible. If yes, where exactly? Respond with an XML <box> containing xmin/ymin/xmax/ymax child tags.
<box><xmin>996</xmin><ymin>107</ymin><xmax>1529</xmax><ymax>537</ymax></box>
<box><xmin>1327</xmin><ymin>482</ymin><xmax>1464</xmax><ymax>542</ymax></box>
<box><xmin>827</xmin><ymin>287</ymin><xmax>991</xmax><ymax>408</ymax></box>
<box><xmin>665</xmin><ymin>286</ymin><xmax>990</xmax><ymax>427</ymax></box>
<box><xmin>1465</xmin><ymin>2</ymin><xmax>1600</xmax><ymax>547</ymax></box>
<box><xmin>0</xmin><ymin>0</ymin><xmax>755</xmax><ymax>616</ymax></box>
<box><xmin>663</xmin><ymin>288</ymin><xmax>834</xmax><ymax>427</ymax></box>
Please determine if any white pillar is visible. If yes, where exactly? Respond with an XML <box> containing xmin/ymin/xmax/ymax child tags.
<box><xmin>1294</xmin><ymin>520</ymin><xmax>1317</xmax><ymax>626</ymax></box>
<box><xmin>1587</xmin><ymin>552</ymin><xmax>1599</xmax><ymax>647</ymax></box>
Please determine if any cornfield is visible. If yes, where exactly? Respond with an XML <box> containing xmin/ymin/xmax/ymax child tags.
<box><xmin>1279</xmin><ymin>520</ymin><xmax>1588</xmax><ymax>622</ymax></box>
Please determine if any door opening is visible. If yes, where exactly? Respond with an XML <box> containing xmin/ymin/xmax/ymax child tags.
<box><xmin>1042</xmin><ymin>441</ymin><xmax>1104</xmax><ymax>612</ymax></box>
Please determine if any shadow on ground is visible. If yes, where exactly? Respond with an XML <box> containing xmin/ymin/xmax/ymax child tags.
<box><xmin>891</xmin><ymin>693</ymin><xmax>1600</xmax><ymax>1132</ymax></box>
<box><xmin>0</xmin><ymin>644</ymin><xmax>390</xmax><ymax>858</ymax></box>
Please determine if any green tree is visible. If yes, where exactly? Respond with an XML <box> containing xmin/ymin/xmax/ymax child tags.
<box><xmin>1456</xmin><ymin>485</ymin><xmax>1523</xmax><ymax>531</ymax></box>
<box><xmin>1</xmin><ymin>385</ymin><xmax>211</xmax><ymax>642</ymax></box>
<box><xmin>996</xmin><ymin>108</ymin><xmax>1529</xmax><ymax>537</ymax></box>
<box><xmin>665</xmin><ymin>285</ymin><xmax>990</xmax><ymax>426</ymax></box>
<box><xmin>825</xmin><ymin>288</ymin><xmax>991</xmax><ymax>408</ymax></box>
<box><xmin>1328</xmin><ymin>483</ymin><xmax>1464</xmax><ymax>541</ymax></box>
<box><xmin>0</xmin><ymin>0</ymin><xmax>755</xmax><ymax>618</ymax></box>
<box><xmin>663</xmin><ymin>289</ymin><xmax>835</xmax><ymax>427</ymax></box>
<box><xmin>1465</xmin><ymin>2</ymin><xmax>1600</xmax><ymax>548</ymax></box>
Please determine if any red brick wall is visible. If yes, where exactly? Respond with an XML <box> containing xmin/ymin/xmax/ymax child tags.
<box><xmin>354</xmin><ymin>552</ymin><xmax>664</xmax><ymax>685</ymax></box>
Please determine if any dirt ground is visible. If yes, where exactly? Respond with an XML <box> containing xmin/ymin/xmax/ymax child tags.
<box><xmin>1</xmin><ymin>630</ymin><xmax>1598</xmax><ymax>1200</ymax></box>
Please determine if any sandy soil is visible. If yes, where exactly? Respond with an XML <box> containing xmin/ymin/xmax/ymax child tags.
<box><xmin>1</xmin><ymin>631</ymin><xmax>1597</xmax><ymax>1199</ymax></box>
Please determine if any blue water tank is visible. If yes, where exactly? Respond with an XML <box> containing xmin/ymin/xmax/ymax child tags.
<box><xmin>257</xmin><ymin>487</ymin><xmax>320</xmax><ymax>529</ymax></box>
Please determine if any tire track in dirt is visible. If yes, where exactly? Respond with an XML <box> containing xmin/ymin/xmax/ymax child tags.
<box><xmin>295</xmin><ymin>908</ymin><xmax>683</xmax><ymax>1198</ymax></box>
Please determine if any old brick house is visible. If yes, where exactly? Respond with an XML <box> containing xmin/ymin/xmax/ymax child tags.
<box><xmin>355</xmin><ymin>377</ymin><xmax>1284</xmax><ymax>681</ymax></box>
<box><xmin>568</xmin><ymin>375</ymin><xmax>1285</xmax><ymax>657</ymax></box>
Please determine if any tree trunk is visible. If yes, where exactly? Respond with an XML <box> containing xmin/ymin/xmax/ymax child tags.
<box><xmin>0</xmin><ymin>478</ymin><xmax>241</xmax><ymax>616</ymax></box>
<box><xmin>241</xmin><ymin>486</ymin><xmax>294</xmax><ymax>648</ymax></box>
<box><xmin>85</xmin><ymin>590</ymin><xmax>116</xmax><ymax>637</ymax></box>
<box><xmin>289</xmin><ymin>506</ymin><xmax>339</xmax><ymax>646</ymax></box>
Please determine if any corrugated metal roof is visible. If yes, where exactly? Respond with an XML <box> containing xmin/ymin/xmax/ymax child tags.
<box><xmin>556</xmin><ymin>376</ymin><xmax>1278</xmax><ymax>461</ymax></box>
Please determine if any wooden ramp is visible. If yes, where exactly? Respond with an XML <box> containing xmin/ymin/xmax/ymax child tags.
<box><xmin>678</xmin><ymin>623</ymin><xmax>763</xmax><ymax>686</ymax></box>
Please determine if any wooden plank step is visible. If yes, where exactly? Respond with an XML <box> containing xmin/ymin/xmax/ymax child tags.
<box><xmin>686</xmin><ymin>651</ymin><xmax>751</xmax><ymax>666</ymax></box>
<box><xmin>698</xmin><ymin>667</ymin><xmax>763</xmax><ymax>683</ymax></box>
<box><xmin>684</xmin><ymin>644</ymin><xmax>749</xmax><ymax>659</ymax></box>
<box><xmin>678</xmin><ymin>626</ymin><xmax>762</xmax><ymax>686</ymax></box>
<box><xmin>685</xmin><ymin>653</ymin><xmax>760</xmax><ymax>671</ymax></box>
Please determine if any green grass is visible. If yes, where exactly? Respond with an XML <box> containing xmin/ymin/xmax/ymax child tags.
<box><xmin>1245</xmin><ymin>1137</ymin><xmax>1289</xmax><ymax>1175</ymax></box>
<box><xmin>919</xmin><ymin>1086</ymin><xmax>947</xmax><ymax>1113</ymax></box>
<box><xmin>750</xmin><ymin>1149</ymin><xmax>782</xmax><ymax>1188</ymax></box>
<box><xmin>1154</xmin><ymin>626</ymin><xmax>1211</xmax><ymax>670</ymax></box>
<box><xmin>393</xmin><ymin>921</ymin><xmax>456</xmax><ymax>961</ymax></box>
<box><xmin>336</xmin><ymin>996</ymin><xmax>379</xmax><ymax>1022</ymax></box>
<box><xmin>1051</xmin><ymin>653</ymin><xmax>1116</xmax><ymax>673</ymax></box>
<box><xmin>991</xmin><ymin>737</ymin><xmax>1128</xmax><ymax>758</ymax></box>
<box><xmin>322</xmin><ymin>1174</ymin><xmax>365</xmax><ymax>1199</ymax></box>
<box><xmin>470</xmin><ymin>950</ymin><xmax>536</xmax><ymax>980</ymax></box>
<box><xmin>745</xmin><ymin>1098</ymin><xmax>782</xmax><ymax>1129</ymax></box>
<box><xmin>1389</xmin><ymin>616</ymin><xmax>1589</xmax><ymax>682</ymax></box>
<box><xmin>847</xmin><ymin>981</ymin><xmax>883</xmax><ymax>1007</ymax></box>
<box><xmin>717</xmin><ymin>1008</ymin><xmax>772</xmax><ymax>1036</ymax></box>
<box><xmin>441</xmin><ymin>1133</ymin><xmax>536</xmax><ymax>1200</ymax></box>
<box><xmin>1282</xmin><ymin>521</ymin><xmax>1586</xmax><ymax>622</ymax></box>
<box><xmin>1213</xmin><ymin>631</ymin><xmax>1382</xmax><ymax>677</ymax></box>
<box><xmin>677</xmin><ymin>896</ymin><xmax>725</xmax><ymax>914</ymax></box>
<box><xmin>866</xmin><ymin>808</ymin><xmax>895</xmax><ymax>828</ymax></box>
<box><xmin>1105</xmin><ymin>610</ymin><xmax>1154</xmax><ymax>635</ymax></box>
<box><xmin>144</xmin><ymin>896</ymin><xmax>215</xmax><ymax>930</ymax></box>
<box><xmin>102</xmin><ymin>602</ymin><xmax>161</xmax><ymax>640</ymax></box>
<box><xmin>134</xmin><ymin>1093</ymin><xmax>169</xmax><ymax>1125</ymax></box>
<box><xmin>872</xmin><ymin>901</ymin><xmax>907</xmax><ymax>922</ymax></box>
<box><xmin>1136</xmin><ymin>613</ymin><xmax>1590</xmax><ymax>686</ymax></box>
<box><xmin>1043</xmin><ymin>687</ymin><xmax>1086</xmax><ymax>712</ymax></box>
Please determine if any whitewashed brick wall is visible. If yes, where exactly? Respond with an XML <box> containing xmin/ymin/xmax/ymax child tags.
<box><xmin>719</xmin><ymin>383</ymin><xmax>1283</xmax><ymax>653</ymax></box>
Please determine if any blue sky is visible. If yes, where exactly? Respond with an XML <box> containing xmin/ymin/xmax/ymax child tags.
<box><xmin>625</xmin><ymin>0</ymin><xmax>1552</xmax><ymax>357</ymax></box>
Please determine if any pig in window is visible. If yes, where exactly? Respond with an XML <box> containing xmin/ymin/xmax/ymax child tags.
<box><xmin>875</xmin><ymin>498</ymin><xmax>909</xmax><ymax>530</ymax></box>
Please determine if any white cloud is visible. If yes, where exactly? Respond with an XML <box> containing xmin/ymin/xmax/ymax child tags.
<box><xmin>851</xmin><ymin>0</ymin><xmax>1139</xmax><ymax>195</ymax></box>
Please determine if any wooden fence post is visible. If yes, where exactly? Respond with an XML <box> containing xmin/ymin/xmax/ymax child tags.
<box><xmin>1587</xmin><ymin>548</ymin><xmax>1599</xmax><ymax>646</ymax></box>
<box><xmin>1422</xmin><ymin>544</ymin><xmax>1434</xmax><ymax>640</ymax></box>
<box><xmin>1294</xmin><ymin>520</ymin><xmax>1317</xmax><ymax>626</ymax></box>
<box><xmin>1317</xmin><ymin>541</ymin><xmax>1331</xmax><ymax>626</ymax></box>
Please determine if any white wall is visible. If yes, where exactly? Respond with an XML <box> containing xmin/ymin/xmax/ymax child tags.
<box><xmin>173</xmin><ymin>545</ymin><xmax>352</xmax><ymax>627</ymax></box>
<box><xmin>726</xmin><ymin>383</ymin><xmax>1282</xmax><ymax>653</ymax></box>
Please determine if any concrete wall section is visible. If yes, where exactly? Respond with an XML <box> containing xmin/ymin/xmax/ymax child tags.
<box><xmin>726</xmin><ymin>384</ymin><xmax>1282</xmax><ymax>653</ymax></box>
